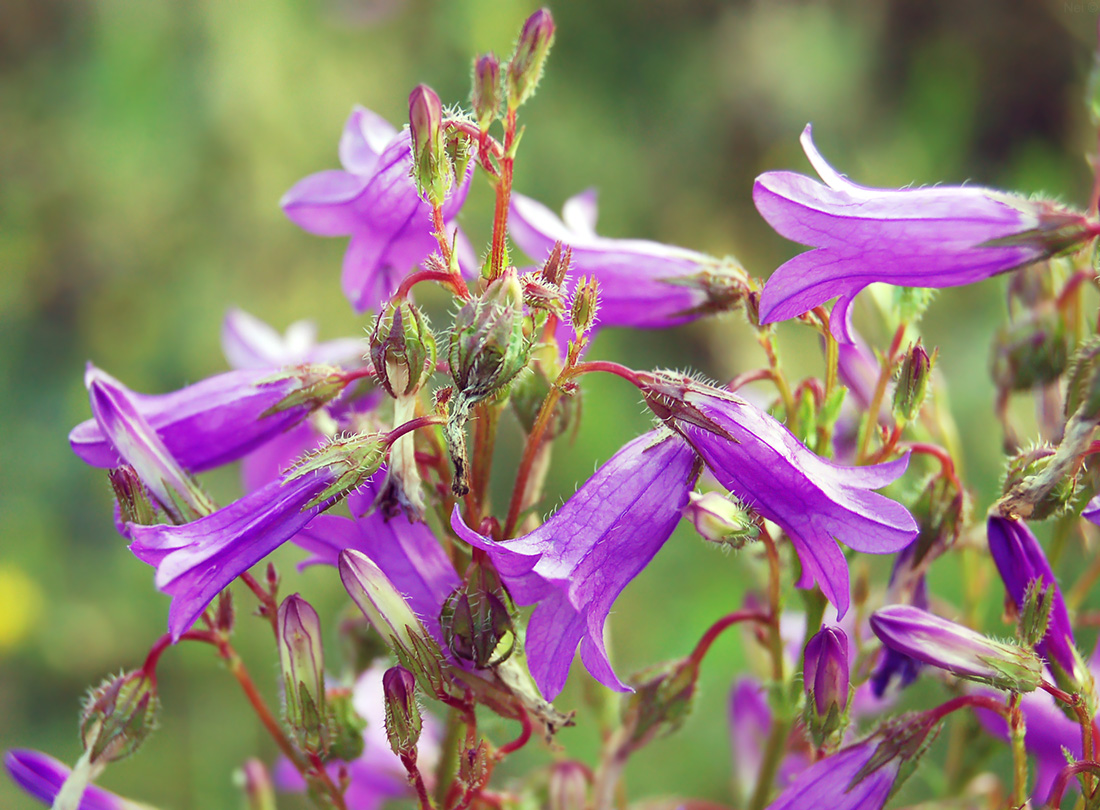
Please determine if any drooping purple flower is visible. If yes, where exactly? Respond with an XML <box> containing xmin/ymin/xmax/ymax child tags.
<box><xmin>281</xmin><ymin>106</ymin><xmax>473</xmax><ymax>313</ymax></box>
<box><xmin>987</xmin><ymin>515</ymin><xmax>1079</xmax><ymax>679</ymax></box>
<box><xmin>509</xmin><ymin>189</ymin><xmax>744</xmax><ymax>331</ymax></box>
<box><xmin>762</xmin><ymin>738</ymin><xmax>900</xmax><ymax>810</ymax></box>
<box><xmin>128</xmin><ymin>434</ymin><xmax>386</xmax><ymax>639</ymax></box>
<box><xmin>221</xmin><ymin>307</ymin><xmax>365</xmax><ymax>370</ymax></box>
<box><xmin>641</xmin><ymin>373</ymin><xmax>917</xmax><ymax>616</ymax></box>
<box><xmin>4</xmin><ymin>749</ymin><xmax>131</xmax><ymax>810</ymax></box>
<box><xmin>755</xmin><ymin>125</ymin><xmax>1096</xmax><ymax>342</ymax></box>
<box><xmin>870</xmin><ymin>605</ymin><xmax>1042</xmax><ymax>691</ymax></box>
<box><xmin>276</xmin><ymin>664</ymin><xmax>441</xmax><ymax>810</ymax></box>
<box><xmin>70</xmin><ymin>365</ymin><xmax>351</xmax><ymax>473</ymax></box>
<box><xmin>450</xmin><ymin>430</ymin><xmax>699</xmax><ymax>700</ymax></box>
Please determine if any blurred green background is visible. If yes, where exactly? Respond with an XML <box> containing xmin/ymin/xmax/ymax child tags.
<box><xmin>3</xmin><ymin>0</ymin><xmax>1100</xmax><ymax>807</ymax></box>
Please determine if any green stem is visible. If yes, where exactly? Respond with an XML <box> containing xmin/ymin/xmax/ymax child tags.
<box><xmin>747</xmin><ymin>717</ymin><xmax>792</xmax><ymax>810</ymax></box>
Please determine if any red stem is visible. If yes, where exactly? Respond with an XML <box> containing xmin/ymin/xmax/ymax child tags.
<box><xmin>567</xmin><ymin>360</ymin><xmax>643</xmax><ymax>388</ymax></box>
<box><xmin>1046</xmin><ymin>760</ymin><xmax>1100</xmax><ymax>808</ymax></box>
<box><xmin>687</xmin><ymin>610</ymin><xmax>768</xmax><ymax>667</ymax></box>
<box><xmin>496</xmin><ymin>706</ymin><xmax>533</xmax><ymax>757</ymax></box>
<box><xmin>726</xmin><ymin>368</ymin><xmax>774</xmax><ymax>393</ymax></box>
<box><xmin>394</xmin><ymin>269</ymin><xmax>472</xmax><ymax>302</ymax></box>
<box><xmin>922</xmin><ymin>693</ymin><xmax>1011</xmax><ymax>725</ymax></box>
<box><xmin>386</xmin><ymin>415</ymin><xmax>445</xmax><ymax>447</ymax></box>
<box><xmin>903</xmin><ymin>442</ymin><xmax>961</xmax><ymax>490</ymax></box>
<box><xmin>488</xmin><ymin>108</ymin><xmax>517</xmax><ymax>279</ymax></box>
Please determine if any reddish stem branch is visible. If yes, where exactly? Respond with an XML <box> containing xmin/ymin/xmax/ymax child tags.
<box><xmin>496</xmin><ymin>705</ymin><xmax>533</xmax><ymax>757</ymax></box>
<box><xmin>488</xmin><ymin>109</ymin><xmax>517</xmax><ymax>279</ymax></box>
<box><xmin>904</xmin><ymin>442</ymin><xmax>961</xmax><ymax>490</ymax></box>
<box><xmin>1046</xmin><ymin>760</ymin><xmax>1100</xmax><ymax>808</ymax></box>
<box><xmin>394</xmin><ymin>269</ymin><xmax>472</xmax><ymax>302</ymax></box>
<box><xmin>687</xmin><ymin>610</ymin><xmax>768</xmax><ymax>668</ymax></box>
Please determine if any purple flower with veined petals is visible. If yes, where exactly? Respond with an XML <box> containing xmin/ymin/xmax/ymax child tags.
<box><xmin>450</xmin><ymin>430</ymin><xmax>699</xmax><ymax>700</ymax></box>
<box><xmin>5</xmin><ymin>749</ymin><xmax>132</xmax><ymax>810</ymax></box>
<box><xmin>222</xmin><ymin>307</ymin><xmax>365</xmax><ymax>370</ymax></box>
<box><xmin>762</xmin><ymin>738</ymin><xmax>900</xmax><ymax>810</ymax></box>
<box><xmin>282</xmin><ymin>106</ymin><xmax>473</xmax><ymax>313</ymax></box>
<box><xmin>70</xmin><ymin>365</ymin><xmax>350</xmax><ymax>473</ymax></box>
<box><xmin>641</xmin><ymin>373</ymin><xmax>917</xmax><ymax>616</ymax></box>
<box><xmin>509</xmin><ymin>189</ymin><xmax>743</xmax><ymax>331</ymax></box>
<box><xmin>987</xmin><ymin>515</ymin><xmax>1079</xmax><ymax>679</ymax></box>
<box><xmin>755</xmin><ymin>125</ymin><xmax>1096</xmax><ymax>342</ymax></box>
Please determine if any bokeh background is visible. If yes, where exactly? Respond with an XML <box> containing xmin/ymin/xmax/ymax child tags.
<box><xmin>3</xmin><ymin>0</ymin><xmax>1100</xmax><ymax>806</ymax></box>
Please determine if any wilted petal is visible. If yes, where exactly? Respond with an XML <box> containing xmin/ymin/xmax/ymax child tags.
<box><xmin>450</xmin><ymin>430</ymin><xmax>698</xmax><ymax>699</ymax></box>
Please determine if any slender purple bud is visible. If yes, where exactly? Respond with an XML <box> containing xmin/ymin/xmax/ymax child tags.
<box><xmin>892</xmin><ymin>341</ymin><xmax>935</xmax><ymax>421</ymax></box>
<box><xmin>409</xmin><ymin>84</ymin><xmax>451</xmax><ymax>206</ymax></box>
<box><xmin>507</xmin><ymin>9</ymin><xmax>555</xmax><ymax>107</ymax></box>
<box><xmin>805</xmin><ymin>627</ymin><xmax>850</xmax><ymax>716</ymax></box>
<box><xmin>870</xmin><ymin>605</ymin><xmax>1042</xmax><ymax>692</ymax></box>
<box><xmin>277</xmin><ymin>594</ymin><xmax>326</xmax><ymax>752</ymax></box>
<box><xmin>471</xmin><ymin>53</ymin><xmax>502</xmax><ymax>129</ymax></box>
<box><xmin>382</xmin><ymin>666</ymin><xmax>422</xmax><ymax>756</ymax></box>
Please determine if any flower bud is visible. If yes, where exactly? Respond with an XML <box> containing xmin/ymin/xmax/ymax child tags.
<box><xmin>287</xmin><ymin>431</ymin><xmax>388</xmax><ymax>508</ymax></box>
<box><xmin>408</xmin><ymin>84</ymin><xmax>452</xmax><ymax>206</ymax></box>
<box><xmin>448</xmin><ymin>270</ymin><xmax>529</xmax><ymax>403</ymax></box>
<box><xmin>261</xmin><ymin>363</ymin><xmax>359</xmax><ymax>417</ymax></box>
<box><xmin>870</xmin><ymin>605</ymin><xmax>1042</xmax><ymax>692</ymax></box>
<box><xmin>370</xmin><ymin>302</ymin><xmax>436</xmax><ymax>399</ymax></box>
<box><xmin>570</xmin><ymin>276</ymin><xmax>600</xmax><ymax>338</ymax></box>
<box><xmin>684</xmin><ymin>491</ymin><xmax>759</xmax><ymax>548</ymax></box>
<box><xmin>1001</xmin><ymin>445</ymin><xmax>1078</xmax><ymax>521</ymax></box>
<box><xmin>325</xmin><ymin>687</ymin><xmax>367</xmax><ymax>762</ymax></box>
<box><xmin>382</xmin><ymin>666</ymin><xmax>422</xmax><ymax>756</ymax></box>
<box><xmin>1064</xmin><ymin>335</ymin><xmax>1100</xmax><ymax>420</ymax></box>
<box><xmin>107</xmin><ymin>466</ymin><xmax>157</xmax><ymax>526</ymax></box>
<box><xmin>507</xmin><ymin>8</ymin><xmax>555</xmax><ymax>108</ymax></box>
<box><xmin>990</xmin><ymin>309</ymin><xmax>1069</xmax><ymax>393</ymax></box>
<box><xmin>541</xmin><ymin>241</ymin><xmax>572</xmax><ymax>287</ymax></box>
<box><xmin>892</xmin><ymin>341</ymin><xmax>935</xmax><ymax>422</ymax></box>
<box><xmin>803</xmin><ymin>627</ymin><xmax>850</xmax><ymax>747</ymax></box>
<box><xmin>509</xmin><ymin>361</ymin><xmax>576</xmax><ymax>440</ymax></box>
<box><xmin>548</xmin><ymin>762</ymin><xmax>589</xmax><ymax>810</ymax></box>
<box><xmin>80</xmin><ymin>670</ymin><xmax>159</xmax><ymax>765</ymax></box>
<box><xmin>440</xmin><ymin>564</ymin><xmax>516</xmax><ymax>668</ymax></box>
<box><xmin>621</xmin><ymin>658</ymin><xmax>700</xmax><ymax>750</ymax></box>
<box><xmin>471</xmin><ymin>53</ymin><xmax>501</xmax><ymax>129</ymax></box>
<box><xmin>338</xmin><ymin>550</ymin><xmax>445</xmax><ymax>694</ymax></box>
<box><xmin>277</xmin><ymin>594</ymin><xmax>326</xmax><ymax>752</ymax></box>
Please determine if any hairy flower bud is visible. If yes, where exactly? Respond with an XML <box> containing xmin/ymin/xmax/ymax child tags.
<box><xmin>1002</xmin><ymin>445</ymin><xmax>1078</xmax><ymax>521</ymax></box>
<box><xmin>684</xmin><ymin>491</ymin><xmax>759</xmax><ymax>548</ymax></box>
<box><xmin>1065</xmin><ymin>336</ymin><xmax>1100</xmax><ymax>420</ymax></box>
<box><xmin>382</xmin><ymin>666</ymin><xmax>422</xmax><ymax>756</ymax></box>
<box><xmin>370</xmin><ymin>302</ymin><xmax>435</xmax><ymax>398</ymax></box>
<box><xmin>548</xmin><ymin>762</ymin><xmax>590</xmax><ymax>810</ymax></box>
<box><xmin>287</xmin><ymin>431</ymin><xmax>388</xmax><ymax>509</ymax></box>
<box><xmin>507</xmin><ymin>8</ymin><xmax>555</xmax><ymax>108</ymax></box>
<box><xmin>622</xmin><ymin>658</ymin><xmax>700</xmax><ymax>750</ymax></box>
<box><xmin>108</xmin><ymin>466</ymin><xmax>157</xmax><ymax>526</ymax></box>
<box><xmin>325</xmin><ymin>687</ymin><xmax>367</xmax><ymax>762</ymax></box>
<box><xmin>471</xmin><ymin>53</ymin><xmax>501</xmax><ymax>129</ymax></box>
<box><xmin>570</xmin><ymin>276</ymin><xmax>600</xmax><ymax>338</ymax></box>
<box><xmin>339</xmin><ymin>550</ymin><xmax>445</xmax><ymax>694</ymax></box>
<box><xmin>991</xmin><ymin>309</ymin><xmax>1069</xmax><ymax>393</ymax></box>
<box><xmin>80</xmin><ymin>670</ymin><xmax>159</xmax><ymax>765</ymax></box>
<box><xmin>803</xmin><ymin>626</ymin><xmax>850</xmax><ymax>747</ymax></box>
<box><xmin>541</xmin><ymin>241</ymin><xmax>572</xmax><ymax>287</ymax></box>
<box><xmin>892</xmin><ymin>341</ymin><xmax>935</xmax><ymax>422</ymax></box>
<box><xmin>870</xmin><ymin>605</ymin><xmax>1042</xmax><ymax>692</ymax></box>
<box><xmin>277</xmin><ymin>594</ymin><xmax>326</xmax><ymax>753</ymax></box>
<box><xmin>408</xmin><ymin>84</ymin><xmax>451</xmax><ymax>206</ymax></box>
<box><xmin>440</xmin><ymin>563</ymin><xmax>516</xmax><ymax>668</ymax></box>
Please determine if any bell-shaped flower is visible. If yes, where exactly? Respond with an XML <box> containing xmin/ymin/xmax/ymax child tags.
<box><xmin>4</xmin><ymin>749</ymin><xmax>139</xmax><ymax>810</ymax></box>
<box><xmin>128</xmin><ymin>433</ymin><xmax>387</xmax><ymax>639</ymax></box>
<box><xmin>987</xmin><ymin>515</ymin><xmax>1080</xmax><ymax>680</ymax></box>
<box><xmin>754</xmin><ymin>125</ymin><xmax>1098</xmax><ymax>342</ymax></box>
<box><xmin>762</xmin><ymin>737</ymin><xmax>901</xmax><ymax>810</ymax></box>
<box><xmin>450</xmin><ymin>430</ymin><xmax>699</xmax><ymax>700</ymax></box>
<box><xmin>641</xmin><ymin>373</ymin><xmax>917</xmax><ymax>616</ymax></box>
<box><xmin>509</xmin><ymin>189</ymin><xmax>748</xmax><ymax>332</ymax></box>
<box><xmin>281</xmin><ymin>105</ymin><xmax>473</xmax><ymax>313</ymax></box>
<box><xmin>221</xmin><ymin>307</ymin><xmax>365</xmax><ymax>370</ymax></box>
<box><xmin>71</xmin><ymin>365</ymin><xmax>354</xmax><ymax>474</ymax></box>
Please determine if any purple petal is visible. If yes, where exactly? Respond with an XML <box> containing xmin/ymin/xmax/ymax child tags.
<box><xmin>763</xmin><ymin>740</ymin><xmax>897</xmax><ymax>810</ymax></box>
<box><xmin>339</xmin><ymin>105</ymin><xmax>398</xmax><ymax>176</ymax></box>
<box><xmin>451</xmin><ymin>430</ymin><xmax>698</xmax><ymax>699</ymax></box>
<box><xmin>281</xmin><ymin>170</ymin><xmax>370</xmax><ymax>236</ymax></box>
<box><xmin>5</xmin><ymin>750</ymin><xmax>124</xmax><ymax>810</ymax></box>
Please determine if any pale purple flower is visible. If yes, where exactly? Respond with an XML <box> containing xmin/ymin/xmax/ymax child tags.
<box><xmin>869</xmin><ymin>543</ymin><xmax>928</xmax><ymax>698</ymax></box>
<box><xmin>755</xmin><ymin>125</ymin><xmax>1096</xmax><ymax>342</ymax></box>
<box><xmin>4</xmin><ymin>749</ymin><xmax>131</xmax><ymax>810</ymax></box>
<box><xmin>222</xmin><ymin>307</ymin><xmax>365</xmax><ymax>370</ymax></box>
<box><xmin>277</xmin><ymin>664</ymin><xmax>440</xmax><ymax>810</ymax></box>
<box><xmin>762</xmin><ymin>738</ymin><xmax>900</xmax><ymax>810</ymax></box>
<box><xmin>128</xmin><ymin>435</ymin><xmax>383</xmax><ymax>639</ymax></box>
<box><xmin>281</xmin><ymin>106</ymin><xmax>473</xmax><ymax>313</ymax></box>
<box><xmin>509</xmin><ymin>189</ymin><xmax>737</xmax><ymax>330</ymax></box>
<box><xmin>70</xmin><ymin>365</ymin><xmax>346</xmax><ymax>473</ymax></box>
<box><xmin>642</xmin><ymin>374</ymin><xmax>917</xmax><ymax>616</ymax></box>
<box><xmin>450</xmin><ymin>430</ymin><xmax>699</xmax><ymax>699</ymax></box>
<box><xmin>729</xmin><ymin>680</ymin><xmax>808</xmax><ymax>802</ymax></box>
<box><xmin>870</xmin><ymin>605</ymin><xmax>1042</xmax><ymax>691</ymax></box>
<box><xmin>987</xmin><ymin>515</ymin><xmax>1078</xmax><ymax>678</ymax></box>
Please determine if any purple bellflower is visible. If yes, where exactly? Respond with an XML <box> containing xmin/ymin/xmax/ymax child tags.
<box><xmin>281</xmin><ymin>105</ymin><xmax>473</xmax><ymax>313</ymax></box>
<box><xmin>509</xmin><ymin>189</ymin><xmax>744</xmax><ymax>330</ymax></box>
<box><xmin>641</xmin><ymin>373</ymin><xmax>917</xmax><ymax>616</ymax></box>
<box><xmin>70</xmin><ymin>365</ymin><xmax>351</xmax><ymax>473</ymax></box>
<box><xmin>762</xmin><ymin>737</ymin><xmax>901</xmax><ymax>810</ymax></box>
<box><xmin>754</xmin><ymin>125</ymin><xmax>1097</xmax><ymax>342</ymax></box>
<box><xmin>869</xmin><ymin>543</ymin><xmax>929</xmax><ymax>698</ymax></box>
<box><xmin>987</xmin><ymin>515</ymin><xmax>1079</xmax><ymax>679</ymax></box>
<box><xmin>221</xmin><ymin>307</ymin><xmax>365</xmax><ymax>370</ymax></box>
<box><xmin>804</xmin><ymin>626</ymin><xmax>850</xmax><ymax>716</ymax></box>
<box><xmin>729</xmin><ymin>679</ymin><xmax>809</xmax><ymax>802</ymax></box>
<box><xmin>450</xmin><ymin>430</ymin><xmax>699</xmax><ymax>700</ymax></box>
<box><xmin>5</xmin><ymin>749</ymin><xmax>133</xmax><ymax>810</ymax></box>
<box><xmin>128</xmin><ymin>434</ymin><xmax>386</xmax><ymax>639</ymax></box>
